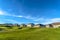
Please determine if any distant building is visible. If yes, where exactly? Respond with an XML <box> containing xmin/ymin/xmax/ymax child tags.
<box><xmin>34</xmin><ymin>24</ymin><xmax>40</xmax><ymax>28</ymax></box>
<box><xmin>52</xmin><ymin>22</ymin><xmax>60</xmax><ymax>28</ymax></box>
<box><xmin>13</xmin><ymin>24</ymin><xmax>20</xmax><ymax>27</ymax></box>
<box><xmin>40</xmin><ymin>24</ymin><xmax>45</xmax><ymax>28</ymax></box>
<box><xmin>20</xmin><ymin>24</ymin><xmax>27</xmax><ymax>27</ymax></box>
<box><xmin>46</xmin><ymin>24</ymin><xmax>53</xmax><ymax>28</ymax></box>
<box><xmin>27</xmin><ymin>23</ymin><xmax>34</xmax><ymax>27</ymax></box>
<box><xmin>34</xmin><ymin>24</ymin><xmax>45</xmax><ymax>28</ymax></box>
<box><xmin>46</xmin><ymin>22</ymin><xmax>60</xmax><ymax>28</ymax></box>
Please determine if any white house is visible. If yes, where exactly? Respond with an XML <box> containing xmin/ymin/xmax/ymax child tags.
<box><xmin>34</xmin><ymin>24</ymin><xmax>45</xmax><ymax>28</ymax></box>
<box><xmin>46</xmin><ymin>22</ymin><xmax>60</xmax><ymax>28</ymax></box>
<box><xmin>52</xmin><ymin>22</ymin><xmax>60</xmax><ymax>28</ymax></box>
<box><xmin>20</xmin><ymin>24</ymin><xmax>27</xmax><ymax>27</ymax></box>
<box><xmin>27</xmin><ymin>23</ymin><xmax>34</xmax><ymax>27</ymax></box>
<box><xmin>46</xmin><ymin>24</ymin><xmax>53</xmax><ymax>28</ymax></box>
<box><xmin>34</xmin><ymin>24</ymin><xmax>41</xmax><ymax>28</ymax></box>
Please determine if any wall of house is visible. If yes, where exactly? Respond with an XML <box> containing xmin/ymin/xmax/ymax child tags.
<box><xmin>34</xmin><ymin>25</ymin><xmax>40</xmax><ymax>28</ymax></box>
<box><xmin>53</xmin><ymin>25</ymin><xmax>60</xmax><ymax>28</ymax></box>
<box><xmin>27</xmin><ymin>25</ymin><xmax>32</xmax><ymax>27</ymax></box>
<box><xmin>46</xmin><ymin>24</ymin><xmax>53</xmax><ymax>28</ymax></box>
<box><xmin>46</xmin><ymin>25</ymin><xmax>50</xmax><ymax>28</ymax></box>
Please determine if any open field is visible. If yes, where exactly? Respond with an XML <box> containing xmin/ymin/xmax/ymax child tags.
<box><xmin>0</xmin><ymin>28</ymin><xmax>60</xmax><ymax>40</ymax></box>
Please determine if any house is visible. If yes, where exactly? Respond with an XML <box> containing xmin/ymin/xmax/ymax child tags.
<box><xmin>34</xmin><ymin>24</ymin><xmax>40</xmax><ymax>28</ymax></box>
<box><xmin>34</xmin><ymin>24</ymin><xmax>45</xmax><ymax>28</ymax></box>
<box><xmin>46</xmin><ymin>24</ymin><xmax>53</xmax><ymax>28</ymax></box>
<box><xmin>13</xmin><ymin>24</ymin><xmax>20</xmax><ymax>27</ymax></box>
<box><xmin>27</xmin><ymin>23</ymin><xmax>34</xmax><ymax>27</ymax></box>
<box><xmin>46</xmin><ymin>22</ymin><xmax>60</xmax><ymax>28</ymax></box>
<box><xmin>20</xmin><ymin>24</ymin><xmax>27</xmax><ymax>27</ymax></box>
<box><xmin>51</xmin><ymin>22</ymin><xmax>60</xmax><ymax>28</ymax></box>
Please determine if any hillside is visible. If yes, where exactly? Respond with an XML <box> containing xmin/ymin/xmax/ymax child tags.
<box><xmin>0</xmin><ymin>28</ymin><xmax>60</xmax><ymax>40</ymax></box>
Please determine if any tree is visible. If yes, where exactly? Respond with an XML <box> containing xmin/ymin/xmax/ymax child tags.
<box><xmin>4</xmin><ymin>23</ymin><xmax>13</xmax><ymax>29</ymax></box>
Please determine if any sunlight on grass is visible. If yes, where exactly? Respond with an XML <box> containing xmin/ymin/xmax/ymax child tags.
<box><xmin>0</xmin><ymin>28</ymin><xmax>59</xmax><ymax>40</ymax></box>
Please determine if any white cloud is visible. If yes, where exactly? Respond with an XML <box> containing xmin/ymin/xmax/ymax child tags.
<box><xmin>6</xmin><ymin>17</ymin><xmax>60</xmax><ymax>24</ymax></box>
<box><xmin>0</xmin><ymin>10</ymin><xmax>44</xmax><ymax>21</ymax></box>
<box><xmin>4</xmin><ymin>19</ymin><xmax>20</xmax><ymax>23</ymax></box>
<box><xmin>17</xmin><ymin>15</ymin><xmax>23</xmax><ymax>17</ymax></box>
<box><xmin>0</xmin><ymin>10</ymin><xmax>5</xmax><ymax>15</ymax></box>
<box><xmin>0</xmin><ymin>10</ymin><xmax>10</xmax><ymax>16</ymax></box>
<box><xmin>42</xmin><ymin>18</ymin><xmax>60</xmax><ymax>24</ymax></box>
<box><xmin>1</xmin><ymin>10</ymin><xmax>60</xmax><ymax>24</ymax></box>
<box><xmin>23</xmin><ymin>16</ymin><xmax>35</xmax><ymax>19</ymax></box>
<box><xmin>33</xmin><ymin>18</ymin><xmax>45</xmax><ymax>21</ymax></box>
<box><xmin>14</xmin><ymin>15</ymin><xmax>45</xmax><ymax>22</ymax></box>
<box><xmin>15</xmin><ymin>15</ymin><xmax>36</xmax><ymax>19</ymax></box>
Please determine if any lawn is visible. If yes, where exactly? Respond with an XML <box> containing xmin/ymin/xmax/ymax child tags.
<box><xmin>0</xmin><ymin>28</ymin><xmax>60</xmax><ymax>40</ymax></box>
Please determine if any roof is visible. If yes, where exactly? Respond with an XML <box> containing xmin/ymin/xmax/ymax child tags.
<box><xmin>20</xmin><ymin>24</ymin><xmax>26</xmax><ymax>25</ymax></box>
<box><xmin>35</xmin><ymin>24</ymin><xmax>41</xmax><ymax>26</ymax></box>
<box><xmin>51</xmin><ymin>22</ymin><xmax>60</xmax><ymax>25</ymax></box>
<box><xmin>35</xmin><ymin>24</ymin><xmax>45</xmax><ymax>26</ymax></box>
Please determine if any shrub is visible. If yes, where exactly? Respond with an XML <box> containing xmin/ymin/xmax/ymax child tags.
<box><xmin>5</xmin><ymin>26</ymin><xmax>12</xmax><ymax>29</ymax></box>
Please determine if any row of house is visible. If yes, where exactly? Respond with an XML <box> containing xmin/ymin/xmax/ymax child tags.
<box><xmin>20</xmin><ymin>22</ymin><xmax>60</xmax><ymax>28</ymax></box>
<box><xmin>0</xmin><ymin>23</ymin><xmax>45</xmax><ymax>28</ymax></box>
<box><xmin>46</xmin><ymin>22</ymin><xmax>60</xmax><ymax>28</ymax></box>
<box><xmin>20</xmin><ymin>23</ymin><xmax>45</xmax><ymax>28</ymax></box>
<box><xmin>1</xmin><ymin>22</ymin><xmax>60</xmax><ymax>28</ymax></box>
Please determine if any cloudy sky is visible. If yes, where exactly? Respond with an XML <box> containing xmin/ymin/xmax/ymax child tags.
<box><xmin>0</xmin><ymin>0</ymin><xmax>60</xmax><ymax>24</ymax></box>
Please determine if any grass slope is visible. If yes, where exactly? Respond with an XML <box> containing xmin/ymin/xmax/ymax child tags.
<box><xmin>0</xmin><ymin>28</ymin><xmax>60</xmax><ymax>40</ymax></box>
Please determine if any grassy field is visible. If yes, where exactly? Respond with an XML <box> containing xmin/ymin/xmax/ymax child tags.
<box><xmin>0</xmin><ymin>28</ymin><xmax>60</xmax><ymax>40</ymax></box>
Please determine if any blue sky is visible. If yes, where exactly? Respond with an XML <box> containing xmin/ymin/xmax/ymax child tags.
<box><xmin>0</xmin><ymin>0</ymin><xmax>60</xmax><ymax>24</ymax></box>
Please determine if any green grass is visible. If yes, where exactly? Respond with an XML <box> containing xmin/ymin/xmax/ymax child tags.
<box><xmin>0</xmin><ymin>28</ymin><xmax>60</xmax><ymax>40</ymax></box>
